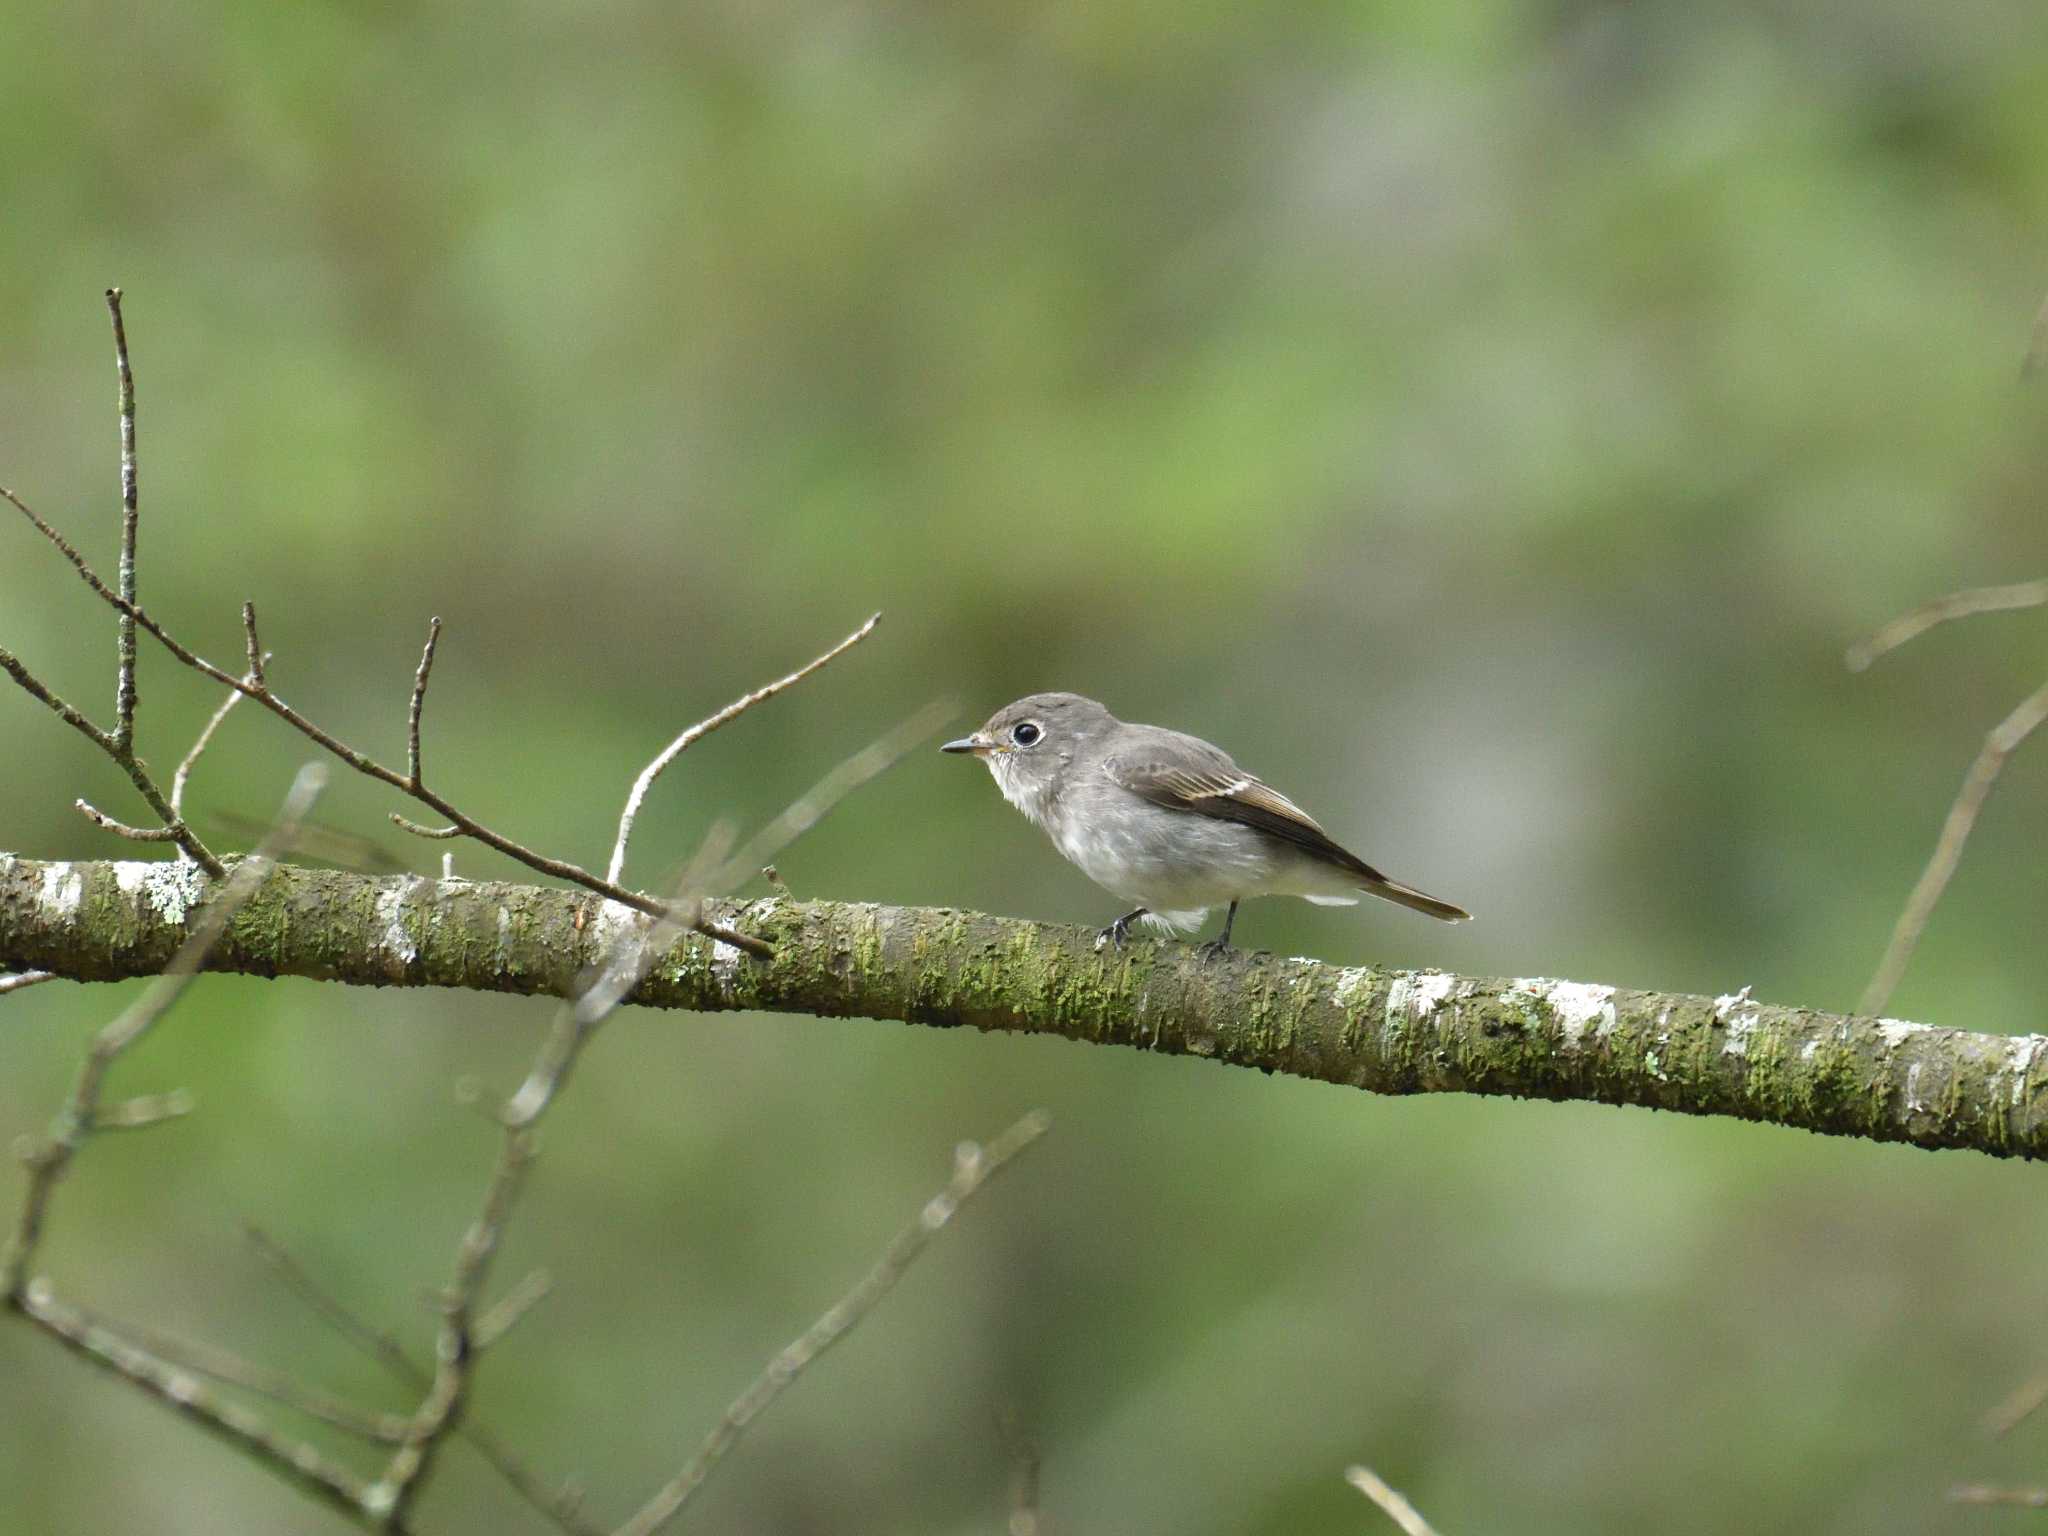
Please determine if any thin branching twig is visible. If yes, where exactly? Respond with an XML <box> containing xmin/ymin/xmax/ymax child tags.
<box><xmin>1345</xmin><ymin>1465</ymin><xmax>1441</xmax><ymax>1536</ymax></box>
<box><xmin>606</xmin><ymin>612</ymin><xmax>880</xmax><ymax>886</ymax></box>
<box><xmin>172</xmin><ymin>657</ymin><xmax>267</xmax><ymax>821</ymax></box>
<box><xmin>1860</xmin><ymin>679</ymin><xmax>2048</xmax><ymax>1015</ymax></box>
<box><xmin>614</xmin><ymin>1110</ymin><xmax>1050</xmax><ymax>1536</ymax></box>
<box><xmin>0</xmin><ymin>766</ymin><xmax>389</xmax><ymax>1525</ymax></box>
<box><xmin>245</xmin><ymin>1225</ymin><xmax>600</xmax><ymax>1536</ymax></box>
<box><xmin>2</xmin><ymin>762</ymin><xmax>326</xmax><ymax>1300</ymax></box>
<box><xmin>1846</xmin><ymin>580</ymin><xmax>2048</xmax><ymax>673</ymax></box>
<box><xmin>3</xmin><ymin>476</ymin><xmax>776</xmax><ymax>953</ymax></box>
<box><xmin>1849</xmin><ymin>580</ymin><xmax>2048</xmax><ymax>1014</ymax></box>
<box><xmin>371</xmin><ymin>828</ymin><xmax>735</xmax><ymax>1529</ymax></box>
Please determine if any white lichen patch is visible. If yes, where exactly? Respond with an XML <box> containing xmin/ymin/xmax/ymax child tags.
<box><xmin>1383</xmin><ymin>974</ymin><xmax>1412</xmax><ymax>1024</ymax></box>
<box><xmin>589</xmin><ymin>898</ymin><xmax>638</xmax><ymax>954</ymax></box>
<box><xmin>37</xmin><ymin>863</ymin><xmax>84</xmax><ymax>919</ymax></box>
<box><xmin>1408</xmin><ymin>971</ymin><xmax>1459</xmax><ymax>1019</ymax></box>
<box><xmin>2005</xmin><ymin>1034</ymin><xmax>2045</xmax><ymax>1106</ymax></box>
<box><xmin>1876</xmin><ymin>1018</ymin><xmax>1933</xmax><ymax>1050</ymax></box>
<box><xmin>1721</xmin><ymin>1014</ymin><xmax>1756</xmax><ymax>1058</ymax></box>
<box><xmin>1506</xmin><ymin>977</ymin><xmax>1615</xmax><ymax>1045</ymax></box>
<box><xmin>1332</xmin><ymin>966</ymin><xmax>1375</xmax><ymax>1009</ymax></box>
<box><xmin>1546</xmin><ymin>981</ymin><xmax>1616</xmax><ymax>1045</ymax></box>
<box><xmin>112</xmin><ymin>859</ymin><xmax>206</xmax><ymax>926</ymax></box>
<box><xmin>374</xmin><ymin>880</ymin><xmax>420</xmax><ymax>971</ymax></box>
<box><xmin>709</xmin><ymin>938</ymin><xmax>746</xmax><ymax>994</ymax></box>
<box><xmin>1712</xmin><ymin>985</ymin><xmax>1754</xmax><ymax>1022</ymax></box>
<box><xmin>1905</xmin><ymin>1062</ymin><xmax>1926</xmax><ymax>1114</ymax></box>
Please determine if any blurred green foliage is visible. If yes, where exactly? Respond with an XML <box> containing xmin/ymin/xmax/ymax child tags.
<box><xmin>5</xmin><ymin>2</ymin><xmax>2048</xmax><ymax>1531</ymax></box>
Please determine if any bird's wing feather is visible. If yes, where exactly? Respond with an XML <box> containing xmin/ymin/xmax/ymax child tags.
<box><xmin>1101</xmin><ymin>747</ymin><xmax>1385</xmax><ymax>881</ymax></box>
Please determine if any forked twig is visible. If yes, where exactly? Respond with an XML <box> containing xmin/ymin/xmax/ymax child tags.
<box><xmin>245</xmin><ymin>1225</ymin><xmax>599</xmax><ymax>1536</ymax></box>
<box><xmin>606</xmin><ymin>612</ymin><xmax>880</xmax><ymax>885</ymax></box>
<box><xmin>20</xmin><ymin>1283</ymin><xmax>380</xmax><ymax>1524</ymax></box>
<box><xmin>614</xmin><ymin>1110</ymin><xmax>1050</xmax><ymax>1536</ymax></box>
<box><xmin>1345</xmin><ymin>1465</ymin><xmax>1441</xmax><ymax>1536</ymax></box>
<box><xmin>3</xmin><ymin>762</ymin><xmax>327</xmax><ymax>1300</ymax></box>
<box><xmin>3</xmin><ymin>475</ymin><xmax>774</xmax><ymax>954</ymax></box>
<box><xmin>1860</xmin><ymin>679</ymin><xmax>2048</xmax><ymax>1015</ymax></box>
<box><xmin>370</xmin><ymin>829</ymin><xmax>735</xmax><ymax>1529</ymax></box>
<box><xmin>0</xmin><ymin>767</ymin><xmax>383</xmax><ymax>1525</ymax></box>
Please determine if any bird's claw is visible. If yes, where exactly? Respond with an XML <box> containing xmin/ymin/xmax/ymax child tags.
<box><xmin>1195</xmin><ymin>937</ymin><xmax>1233</xmax><ymax>961</ymax></box>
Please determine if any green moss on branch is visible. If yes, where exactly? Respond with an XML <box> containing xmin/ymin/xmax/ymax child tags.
<box><xmin>3</xmin><ymin>855</ymin><xmax>2043</xmax><ymax>1160</ymax></box>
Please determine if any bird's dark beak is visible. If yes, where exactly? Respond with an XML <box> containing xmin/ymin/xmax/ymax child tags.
<box><xmin>941</xmin><ymin>732</ymin><xmax>993</xmax><ymax>756</ymax></box>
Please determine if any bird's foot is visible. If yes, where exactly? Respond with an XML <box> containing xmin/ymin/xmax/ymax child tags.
<box><xmin>1095</xmin><ymin>909</ymin><xmax>1147</xmax><ymax>952</ymax></box>
<box><xmin>1194</xmin><ymin>901</ymin><xmax>1239</xmax><ymax>960</ymax></box>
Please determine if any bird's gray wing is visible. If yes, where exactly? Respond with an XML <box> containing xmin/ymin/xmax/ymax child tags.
<box><xmin>1101</xmin><ymin>738</ymin><xmax>1384</xmax><ymax>881</ymax></box>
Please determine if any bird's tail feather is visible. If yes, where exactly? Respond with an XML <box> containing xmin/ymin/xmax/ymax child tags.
<box><xmin>1359</xmin><ymin>876</ymin><xmax>1471</xmax><ymax>923</ymax></box>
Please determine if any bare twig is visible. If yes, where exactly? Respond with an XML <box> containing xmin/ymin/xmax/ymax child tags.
<box><xmin>614</xmin><ymin>1110</ymin><xmax>1051</xmax><ymax>1536</ymax></box>
<box><xmin>19</xmin><ymin>1282</ymin><xmax>380</xmax><ymax>1524</ymax></box>
<box><xmin>392</xmin><ymin>815</ymin><xmax>462</xmax><ymax>840</ymax></box>
<box><xmin>107</xmin><ymin>288</ymin><xmax>139</xmax><ymax>752</ymax></box>
<box><xmin>246</xmin><ymin>1224</ymin><xmax>599</xmax><ymax>1536</ymax></box>
<box><xmin>473</xmin><ymin>1267</ymin><xmax>552</xmax><ymax>1352</ymax></box>
<box><xmin>605</xmin><ymin>612</ymin><xmax>880</xmax><ymax>886</ymax></box>
<box><xmin>0</xmin><ymin>971</ymin><xmax>58</xmax><ymax>996</ymax></box>
<box><xmin>1860</xmin><ymin>678</ymin><xmax>2048</xmax><ymax>1015</ymax></box>
<box><xmin>241</xmin><ymin>601</ymin><xmax>267</xmax><ymax>686</ymax></box>
<box><xmin>371</xmin><ymin>832</ymin><xmax>731</xmax><ymax>1528</ymax></box>
<box><xmin>172</xmin><ymin>659</ymin><xmax>267</xmax><ymax>821</ymax></box>
<box><xmin>1951</xmin><ymin>1483</ymin><xmax>2048</xmax><ymax>1508</ymax></box>
<box><xmin>0</xmin><ymin>767</ymin><xmax>383</xmax><ymax>1526</ymax></box>
<box><xmin>720</xmin><ymin>697</ymin><xmax>952</xmax><ymax>884</ymax></box>
<box><xmin>92</xmin><ymin>1088</ymin><xmax>195</xmax><ymax>1130</ymax></box>
<box><xmin>998</xmin><ymin>1407</ymin><xmax>1044</xmax><ymax>1536</ymax></box>
<box><xmin>1985</xmin><ymin>1370</ymin><xmax>2048</xmax><ymax>1439</ymax></box>
<box><xmin>407</xmin><ymin>617</ymin><xmax>441</xmax><ymax>788</ymax></box>
<box><xmin>2</xmin><ymin>763</ymin><xmax>326</xmax><ymax>1300</ymax></box>
<box><xmin>88</xmin><ymin>1303</ymin><xmax>413</xmax><ymax>1443</ymax></box>
<box><xmin>1345</xmin><ymin>1465</ymin><xmax>1440</xmax><ymax>1536</ymax></box>
<box><xmin>2</xmin><ymin>482</ymin><xmax>765</xmax><ymax>950</ymax></box>
<box><xmin>1847</xmin><ymin>580</ymin><xmax>2048</xmax><ymax>673</ymax></box>
<box><xmin>74</xmin><ymin>797</ymin><xmax>178</xmax><ymax>840</ymax></box>
<box><xmin>0</xmin><ymin>488</ymin><xmax>223</xmax><ymax>875</ymax></box>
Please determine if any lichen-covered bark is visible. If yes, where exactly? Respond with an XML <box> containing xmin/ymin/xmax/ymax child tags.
<box><xmin>4</xmin><ymin>854</ymin><xmax>2045</xmax><ymax>1161</ymax></box>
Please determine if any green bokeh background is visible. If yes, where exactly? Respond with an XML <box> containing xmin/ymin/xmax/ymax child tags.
<box><xmin>5</xmin><ymin>3</ymin><xmax>2048</xmax><ymax>1531</ymax></box>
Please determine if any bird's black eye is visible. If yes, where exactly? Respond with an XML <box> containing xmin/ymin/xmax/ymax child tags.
<box><xmin>1011</xmin><ymin>721</ymin><xmax>1042</xmax><ymax>747</ymax></box>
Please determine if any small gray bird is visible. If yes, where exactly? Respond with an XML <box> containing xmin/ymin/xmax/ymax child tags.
<box><xmin>942</xmin><ymin>692</ymin><xmax>1470</xmax><ymax>952</ymax></box>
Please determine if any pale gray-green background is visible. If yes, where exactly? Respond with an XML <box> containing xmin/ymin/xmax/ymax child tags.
<box><xmin>4</xmin><ymin>2</ymin><xmax>2048</xmax><ymax>1531</ymax></box>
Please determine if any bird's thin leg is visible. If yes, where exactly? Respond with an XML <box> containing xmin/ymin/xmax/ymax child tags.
<box><xmin>1095</xmin><ymin>908</ymin><xmax>1148</xmax><ymax>951</ymax></box>
<box><xmin>1197</xmin><ymin>901</ymin><xmax>1239</xmax><ymax>959</ymax></box>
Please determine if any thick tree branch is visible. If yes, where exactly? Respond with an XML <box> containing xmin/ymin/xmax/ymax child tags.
<box><xmin>4</xmin><ymin>857</ymin><xmax>2045</xmax><ymax>1161</ymax></box>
